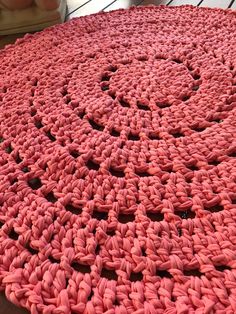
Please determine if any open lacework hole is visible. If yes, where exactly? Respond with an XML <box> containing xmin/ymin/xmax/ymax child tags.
<box><xmin>141</xmin><ymin>247</ymin><xmax>147</xmax><ymax>257</ymax></box>
<box><xmin>172</xmin><ymin>58</ymin><xmax>182</xmax><ymax>64</ymax></box>
<box><xmin>155</xmin><ymin>55</ymin><xmax>166</xmax><ymax>61</ymax></box>
<box><xmin>110</xmin><ymin>129</ymin><xmax>120</xmax><ymax>137</ymax></box>
<box><xmin>106</xmin><ymin>229</ymin><xmax>116</xmax><ymax>236</ymax></box>
<box><xmin>70</xmin><ymin>150</ymin><xmax>80</xmax><ymax>158</ymax></box>
<box><xmin>101</xmin><ymin>268</ymin><xmax>118</xmax><ymax>280</ymax></box>
<box><xmin>205</xmin><ymin>204</ymin><xmax>224</xmax><ymax>213</ymax></box>
<box><xmin>92</xmin><ymin>210</ymin><xmax>108</xmax><ymax>220</ymax></box>
<box><xmin>26</xmin><ymin>243</ymin><xmax>39</xmax><ymax>255</ymax></box>
<box><xmin>130</xmin><ymin>272</ymin><xmax>143</xmax><ymax>282</ymax></box>
<box><xmin>71</xmin><ymin>262</ymin><xmax>91</xmax><ymax>274</ymax></box>
<box><xmin>10</xmin><ymin>178</ymin><xmax>18</xmax><ymax>185</ymax></box>
<box><xmin>87</xmin><ymin>289</ymin><xmax>94</xmax><ymax>301</ymax></box>
<box><xmin>187</xmin><ymin>164</ymin><xmax>198</xmax><ymax>171</ymax></box>
<box><xmin>177</xmin><ymin>228</ymin><xmax>182</xmax><ymax>236</ymax></box>
<box><xmin>5</xmin><ymin>144</ymin><xmax>13</xmax><ymax>154</ymax></box>
<box><xmin>183</xmin><ymin>269</ymin><xmax>202</xmax><ymax>277</ymax></box>
<box><xmin>101</xmin><ymin>74</ymin><xmax>110</xmax><ymax>81</ymax></box>
<box><xmin>88</xmin><ymin>118</ymin><xmax>104</xmax><ymax>131</ymax></box>
<box><xmin>136</xmin><ymin>171</ymin><xmax>151</xmax><ymax>177</ymax></box>
<box><xmin>42</xmin><ymin>162</ymin><xmax>51</xmax><ymax>172</ymax></box>
<box><xmin>171</xmin><ymin>131</ymin><xmax>184</xmax><ymax>138</ymax></box>
<box><xmin>185</xmin><ymin>175</ymin><xmax>192</xmax><ymax>183</ymax></box>
<box><xmin>215</xmin><ymin>265</ymin><xmax>231</xmax><ymax>272</ymax></box>
<box><xmin>175</xmin><ymin>209</ymin><xmax>195</xmax><ymax>219</ymax></box>
<box><xmin>215</xmin><ymin>118</ymin><xmax>224</xmax><ymax>123</ymax></box>
<box><xmin>64</xmin><ymin>95</ymin><xmax>71</xmax><ymax>105</ymax></box>
<box><xmin>65</xmin><ymin>277</ymin><xmax>70</xmax><ymax>288</ymax></box>
<box><xmin>15</xmin><ymin>152</ymin><xmax>22</xmax><ymax>164</ymax></box>
<box><xmin>191</xmin><ymin>125</ymin><xmax>206</xmax><ymax>132</ymax></box>
<box><xmin>22</xmin><ymin>166</ymin><xmax>30</xmax><ymax>173</ymax></box>
<box><xmin>114</xmin><ymin>298</ymin><xmax>120</xmax><ymax>306</ymax></box>
<box><xmin>78</xmin><ymin>111</ymin><xmax>85</xmax><ymax>119</ymax></box>
<box><xmin>192</xmin><ymin>73</ymin><xmax>201</xmax><ymax>80</ymax></box>
<box><xmin>108</xmin><ymin>65</ymin><xmax>118</xmax><ymax>72</ymax></box>
<box><xmin>35</xmin><ymin>119</ymin><xmax>43</xmax><ymax>129</ymax></box>
<box><xmin>228</xmin><ymin>151</ymin><xmax>236</xmax><ymax>158</ymax></box>
<box><xmin>61</xmin><ymin>87</ymin><xmax>68</xmax><ymax>97</ymax></box>
<box><xmin>1</xmin><ymin>86</ymin><xmax>7</xmax><ymax>93</ymax></box>
<box><xmin>208</xmin><ymin>159</ymin><xmax>221</xmax><ymax>166</ymax></box>
<box><xmin>208</xmin><ymin>116</ymin><xmax>223</xmax><ymax>123</ymax></box>
<box><xmin>0</xmin><ymin>220</ymin><xmax>4</xmax><ymax>228</ymax></box>
<box><xmin>156</xmin><ymin>102</ymin><xmax>171</xmax><ymax>108</ymax></box>
<box><xmin>109</xmin><ymin>92</ymin><xmax>116</xmax><ymax>100</ymax></box>
<box><xmin>157</xmin><ymin>270</ymin><xmax>172</xmax><ymax>278</ymax></box>
<box><xmin>109</xmin><ymin>167</ymin><xmax>125</xmax><ymax>178</ymax></box>
<box><xmin>128</xmin><ymin>133</ymin><xmax>140</xmax><ymax>141</ymax></box>
<box><xmin>192</xmin><ymin>85</ymin><xmax>199</xmax><ymax>91</ymax></box>
<box><xmin>8</xmin><ymin>228</ymin><xmax>19</xmax><ymax>240</ymax></box>
<box><xmin>147</xmin><ymin>212</ymin><xmax>164</xmax><ymax>222</ymax></box>
<box><xmin>0</xmin><ymin>137</ymin><xmax>4</xmax><ymax>143</ymax></box>
<box><xmin>231</xmin><ymin>198</ymin><xmax>236</xmax><ymax>205</ymax></box>
<box><xmin>149</xmin><ymin>133</ymin><xmax>160</xmax><ymax>140</ymax></box>
<box><xmin>65</xmin><ymin>203</ymin><xmax>82</xmax><ymax>215</ymax></box>
<box><xmin>86</xmin><ymin>159</ymin><xmax>100</xmax><ymax>171</ymax></box>
<box><xmin>30</xmin><ymin>107</ymin><xmax>37</xmax><ymax>117</ymax></box>
<box><xmin>28</xmin><ymin>177</ymin><xmax>42</xmax><ymax>190</ymax></box>
<box><xmin>45</xmin><ymin>192</ymin><xmax>57</xmax><ymax>203</ymax></box>
<box><xmin>101</xmin><ymin>84</ymin><xmax>109</xmax><ymax>91</ymax></box>
<box><xmin>137</xmin><ymin>102</ymin><xmax>150</xmax><ymax>111</ymax></box>
<box><xmin>48</xmin><ymin>255</ymin><xmax>60</xmax><ymax>264</ymax></box>
<box><xmin>95</xmin><ymin>244</ymin><xmax>100</xmax><ymax>255</ymax></box>
<box><xmin>91</xmin><ymin>227</ymin><xmax>96</xmax><ymax>235</ymax></box>
<box><xmin>119</xmin><ymin>98</ymin><xmax>130</xmax><ymax>108</ymax></box>
<box><xmin>118</xmin><ymin>213</ymin><xmax>135</xmax><ymax>223</ymax></box>
<box><xmin>45</xmin><ymin>130</ymin><xmax>56</xmax><ymax>142</ymax></box>
<box><xmin>182</xmin><ymin>95</ymin><xmax>190</xmax><ymax>102</ymax></box>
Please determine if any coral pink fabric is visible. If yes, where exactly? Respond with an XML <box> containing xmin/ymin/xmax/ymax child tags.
<box><xmin>0</xmin><ymin>5</ymin><xmax>236</xmax><ymax>314</ymax></box>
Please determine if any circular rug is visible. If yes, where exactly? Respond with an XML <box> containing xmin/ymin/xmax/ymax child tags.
<box><xmin>0</xmin><ymin>5</ymin><xmax>236</xmax><ymax>314</ymax></box>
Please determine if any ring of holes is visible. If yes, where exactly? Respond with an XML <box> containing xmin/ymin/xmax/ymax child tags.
<box><xmin>1</xmin><ymin>46</ymin><xmax>235</xmax><ymax>290</ymax></box>
<box><xmin>3</xmin><ymin>57</ymin><xmax>234</xmax><ymax>220</ymax></box>
<box><xmin>100</xmin><ymin>57</ymin><xmax>202</xmax><ymax>111</ymax></box>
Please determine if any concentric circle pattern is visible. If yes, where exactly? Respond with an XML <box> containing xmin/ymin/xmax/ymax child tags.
<box><xmin>0</xmin><ymin>5</ymin><xmax>236</xmax><ymax>314</ymax></box>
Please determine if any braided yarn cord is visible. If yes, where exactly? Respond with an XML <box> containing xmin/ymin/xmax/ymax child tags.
<box><xmin>0</xmin><ymin>5</ymin><xmax>236</xmax><ymax>314</ymax></box>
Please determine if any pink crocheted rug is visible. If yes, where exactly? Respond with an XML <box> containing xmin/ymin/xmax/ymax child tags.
<box><xmin>0</xmin><ymin>5</ymin><xmax>236</xmax><ymax>314</ymax></box>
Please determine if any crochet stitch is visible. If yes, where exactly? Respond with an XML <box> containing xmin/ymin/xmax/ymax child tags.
<box><xmin>0</xmin><ymin>5</ymin><xmax>236</xmax><ymax>314</ymax></box>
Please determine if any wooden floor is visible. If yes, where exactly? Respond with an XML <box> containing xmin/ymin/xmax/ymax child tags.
<box><xmin>0</xmin><ymin>0</ymin><xmax>235</xmax><ymax>313</ymax></box>
<box><xmin>66</xmin><ymin>0</ymin><xmax>235</xmax><ymax>19</ymax></box>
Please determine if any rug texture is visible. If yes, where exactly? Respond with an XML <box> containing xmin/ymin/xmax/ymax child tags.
<box><xmin>0</xmin><ymin>5</ymin><xmax>236</xmax><ymax>314</ymax></box>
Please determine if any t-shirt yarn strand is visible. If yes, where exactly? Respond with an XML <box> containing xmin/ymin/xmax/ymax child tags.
<box><xmin>0</xmin><ymin>5</ymin><xmax>236</xmax><ymax>314</ymax></box>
